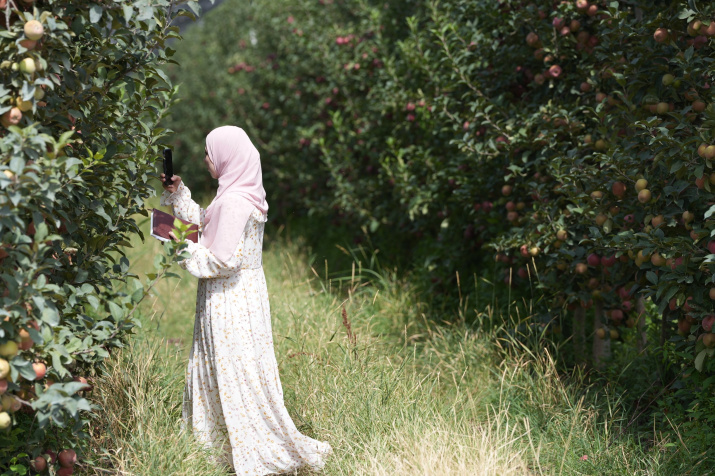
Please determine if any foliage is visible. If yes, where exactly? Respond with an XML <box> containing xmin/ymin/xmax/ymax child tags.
<box><xmin>0</xmin><ymin>0</ymin><xmax>198</xmax><ymax>472</ymax></box>
<box><xmin>164</xmin><ymin>0</ymin><xmax>715</xmax><ymax>459</ymax></box>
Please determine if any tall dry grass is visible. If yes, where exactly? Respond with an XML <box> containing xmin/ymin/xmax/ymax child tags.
<box><xmin>82</xmin><ymin>221</ymin><xmax>683</xmax><ymax>474</ymax></box>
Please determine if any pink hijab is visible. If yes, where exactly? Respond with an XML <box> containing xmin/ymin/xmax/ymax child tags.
<box><xmin>201</xmin><ymin>126</ymin><xmax>268</xmax><ymax>263</ymax></box>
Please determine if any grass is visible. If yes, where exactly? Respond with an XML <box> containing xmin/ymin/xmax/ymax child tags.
<box><xmin>81</xmin><ymin>202</ymin><xmax>693</xmax><ymax>475</ymax></box>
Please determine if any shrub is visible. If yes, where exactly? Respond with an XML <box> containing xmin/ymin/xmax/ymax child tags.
<box><xmin>0</xmin><ymin>0</ymin><xmax>188</xmax><ymax>471</ymax></box>
<box><xmin>165</xmin><ymin>0</ymin><xmax>715</xmax><ymax>459</ymax></box>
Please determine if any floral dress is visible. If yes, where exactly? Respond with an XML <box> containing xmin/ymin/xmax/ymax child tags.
<box><xmin>160</xmin><ymin>182</ymin><xmax>332</xmax><ymax>475</ymax></box>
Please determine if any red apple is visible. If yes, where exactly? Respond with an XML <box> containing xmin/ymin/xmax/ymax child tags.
<box><xmin>30</xmin><ymin>456</ymin><xmax>47</xmax><ymax>472</ymax></box>
<box><xmin>32</xmin><ymin>362</ymin><xmax>46</xmax><ymax>380</ymax></box>
<box><xmin>58</xmin><ymin>449</ymin><xmax>77</xmax><ymax>468</ymax></box>
<box><xmin>653</xmin><ymin>28</ymin><xmax>669</xmax><ymax>43</ymax></box>
<box><xmin>703</xmin><ymin>315</ymin><xmax>715</xmax><ymax>332</ymax></box>
<box><xmin>587</xmin><ymin>253</ymin><xmax>600</xmax><ymax>267</ymax></box>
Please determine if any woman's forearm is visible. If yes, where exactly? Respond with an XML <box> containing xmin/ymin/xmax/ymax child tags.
<box><xmin>160</xmin><ymin>182</ymin><xmax>204</xmax><ymax>226</ymax></box>
<box><xmin>178</xmin><ymin>240</ymin><xmax>245</xmax><ymax>279</ymax></box>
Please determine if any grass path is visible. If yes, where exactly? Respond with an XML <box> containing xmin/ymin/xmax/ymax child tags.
<box><xmin>84</xmin><ymin>211</ymin><xmax>685</xmax><ymax>475</ymax></box>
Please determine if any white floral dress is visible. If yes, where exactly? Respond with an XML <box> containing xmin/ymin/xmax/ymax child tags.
<box><xmin>160</xmin><ymin>182</ymin><xmax>332</xmax><ymax>475</ymax></box>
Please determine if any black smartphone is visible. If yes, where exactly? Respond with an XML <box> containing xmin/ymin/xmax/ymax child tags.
<box><xmin>163</xmin><ymin>148</ymin><xmax>174</xmax><ymax>185</ymax></box>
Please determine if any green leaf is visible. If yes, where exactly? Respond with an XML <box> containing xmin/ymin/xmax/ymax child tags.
<box><xmin>695</xmin><ymin>349</ymin><xmax>707</xmax><ymax>372</ymax></box>
<box><xmin>108</xmin><ymin>301</ymin><xmax>124</xmax><ymax>320</ymax></box>
<box><xmin>89</xmin><ymin>4</ymin><xmax>103</xmax><ymax>23</ymax></box>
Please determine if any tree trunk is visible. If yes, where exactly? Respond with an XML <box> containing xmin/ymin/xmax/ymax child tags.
<box><xmin>592</xmin><ymin>300</ymin><xmax>611</xmax><ymax>369</ymax></box>
<box><xmin>573</xmin><ymin>306</ymin><xmax>587</xmax><ymax>366</ymax></box>
<box><xmin>636</xmin><ymin>297</ymin><xmax>647</xmax><ymax>354</ymax></box>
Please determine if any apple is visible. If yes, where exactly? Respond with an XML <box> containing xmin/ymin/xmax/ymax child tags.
<box><xmin>0</xmin><ymin>342</ymin><xmax>18</xmax><ymax>358</ymax></box>
<box><xmin>576</xmin><ymin>0</ymin><xmax>589</xmax><ymax>11</ymax></box>
<box><xmin>612</xmin><ymin>181</ymin><xmax>626</xmax><ymax>198</ymax></box>
<box><xmin>1</xmin><ymin>395</ymin><xmax>18</xmax><ymax>412</ymax></box>
<box><xmin>611</xmin><ymin>309</ymin><xmax>624</xmax><ymax>321</ymax></box>
<box><xmin>0</xmin><ymin>381</ymin><xmax>6</xmax><ymax>395</ymax></box>
<box><xmin>549</xmin><ymin>64</ymin><xmax>562</xmax><ymax>79</ymax></box>
<box><xmin>526</xmin><ymin>32</ymin><xmax>540</xmax><ymax>48</ymax></box>
<box><xmin>1</xmin><ymin>107</ymin><xmax>22</xmax><ymax>128</ymax></box>
<box><xmin>24</xmin><ymin>20</ymin><xmax>44</xmax><ymax>41</ymax></box>
<box><xmin>595</xmin><ymin>213</ymin><xmax>608</xmax><ymax>226</ymax></box>
<box><xmin>58</xmin><ymin>449</ymin><xmax>77</xmax><ymax>468</ymax></box>
<box><xmin>662</xmin><ymin>74</ymin><xmax>675</xmax><ymax>86</ymax></box>
<box><xmin>587</xmin><ymin>253</ymin><xmax>600</xmax><ymax>267</ymax></box>
<box><xmin>580</xmin><ymin>82</ymin><xmax>592</xmax><ymax>93</ymax></box>
<box><xmin>30</xmin><ymin>456</ymin><xmax>47</xmax><ymax>472</ymax></box>
<box><xmin>710</xmin><ymin>288</ymin><xmax>715</xmax><ymax>300</ymax></box>
<box><xmin>692</xmin><ymin>100</ymin><xmax>706</xmax><ymax>113</ymax></box>
<box><xmin>682</xmin><ymin>210</ymin><xmax>694</xmax><ymax>223</ymax></box>
<box><xmin>705</xmin><ymin>145</ymin><xmax>715</xmax><ymax>159</ymax></box>
<box><xmin>637</xmin><ymin>189</ymin><xmax>651</xmax><ymax>203</ymax></box>
<box><xmin>57</xmin><ymin>468</ymin><xmax>74</xmax><ymax>476</ymax></box>
<box><xmin>505</xmin><ymin>201</ymin><xmax>516</xmax><ymax>211</ymax></box>
<box><xmin>698</xmin><ymin>143</ymin><xmax>708</xmax><ymax>157</ymax></box>
<box><xmin>0</xmin><ymin>360</ymin><xmax>8</xmax><ymax>380</ymax></box>
<box><xmin>683</xmin><ymin>296</ymin><xmax>694</xmax><ymax>313</ymax></box>
<box><xmin>651</xmin><ymin>253</ymin><xmax>666</xmax><ymax>266</ymax></box>
<box><xmin>705</xmin><ymin>21</ymin><xmax>715</xmax><ymax>37</ymax></box>
<box><xmin>18</xmin><ymin>57</ymin><xmax>35</xmax><ymax>74</ymax></box>
<box><xmin>517</xmin><ymin>267</ymin><xmax>528</xmax><ymax>279</ymax></box>
<box><xmin>652</xmin><ymin>215</ymin><xmax>664</xmax><ymax>227</ymax></box>
<box><xmin>590</xmin><ymin>190</ymin><xmax>603</xmax><ymax>200</ymax></box>
<box><xmin>609</xmin><ymin>329</ymin><xmax>619</xmax><ymax>339</ymax></box>
<box><xmin>556</xmin><ymin>229</ymin><xmax>568</xmax><ymax>241</ymax></box>
<box><xmin>704</xmin><ymin>333</ymin><xmax>715</xmax><ymax>348</ymax></box>
<box><xmin>696</xmin><ymin>177</ymin><xmax>706</xmax><ymax>189</ymax></box>
<box><xmin>637</xmin><ymin>250</ymin><xmax>652</xmax><ymax>262</ymax></box>
<box><xmin>656</xmin><ymin>102</ymin><xmax>669</xmax><ymax>114</ymax></box>
<box><xmin>703</xmin><ymin>315</ymin><xmax>715</xmax><ymax>332</ymax></box>
<box><xmin>502</xmin><ymin>185</ymin><xmax>512</xmax><ymax>196</ymax></box>
<box><xmin>45</xmin><ymin>450</ymin><xmax>57</xmax><ymax>464</ymax></box>
<box><xmin>587</xmin><ymin>4</ymin><xmax>598</xmax><ymax>16</ymax></box>
<box><xmin>529</xmin><ymin>246</ymin><xmax>540</xmax><ymax>257</ymax></box>
<box><xmin>634</xmin><ymin>179</ymin><xmax>648</xmax><ymax>192</ymax></box>
<box><xmin>654</xmin><ymin>28</ymin><xmax>669</xmax><ymax>42</ymax></box>
<box><xmin>575</xmin><ymin>262</ymin><xmax>588</xmax><ymax>274</ymax></box>
<box><xmin>596</xmin><ymin>328</ymin><xmax>607</xmax><ymax>339</ymax></box>
<box><xmin>601</xmin><ymin>255</ymin><xmax>616</xmax><ymax>267</ymax></box>
<box><xmin>570</xmin><ymin>20</ymin><xmax>581</xmax><ymax>32</ymax></box>
<box><xmin>32</xmin><ymin>362</ymin><xmax>46</xmax><ymax>380</ymax></box>
<box><xmin>0</xmin><ymin>411</ymin><xmax>10</xmax><ymax>430</ymax></box>
<box><xmin>507</xmin><ymin>211</ymin><xmax>518</xmax><ymax>222</ymax></box>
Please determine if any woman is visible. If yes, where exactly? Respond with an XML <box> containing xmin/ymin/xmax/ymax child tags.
<box><xmin>159</xmin><ymin>126</ymin><xmax>332</xmax><ymax>475</ymax></box>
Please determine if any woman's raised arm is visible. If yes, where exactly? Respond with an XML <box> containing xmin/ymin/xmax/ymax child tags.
<box><xmin>160</xmin><ymin>175</ymin><xmax>204</xmax><ymax>226</ymax></box>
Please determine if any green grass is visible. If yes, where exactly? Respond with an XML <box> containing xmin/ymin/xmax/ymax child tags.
<box><xmin>81</xmin><ymin>202</ymin><xmax>694</xmax><ymax>475</ymax></box>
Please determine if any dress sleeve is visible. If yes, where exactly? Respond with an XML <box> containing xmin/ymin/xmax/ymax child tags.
<box><xmin>177</xmin><ymin>233</ymin><xmax>245</xmax><ymax>279</ymax></box>
<box><xmin>160</xmin><ymin>181</ymin><xmax>205</xmax><ymax>226</ymax></box>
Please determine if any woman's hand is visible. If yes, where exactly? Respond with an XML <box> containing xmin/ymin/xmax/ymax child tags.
<box><xmin>160</xmin><ymin>174</ymin><xmax>182</xmax><ymax>194</ymax></box>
